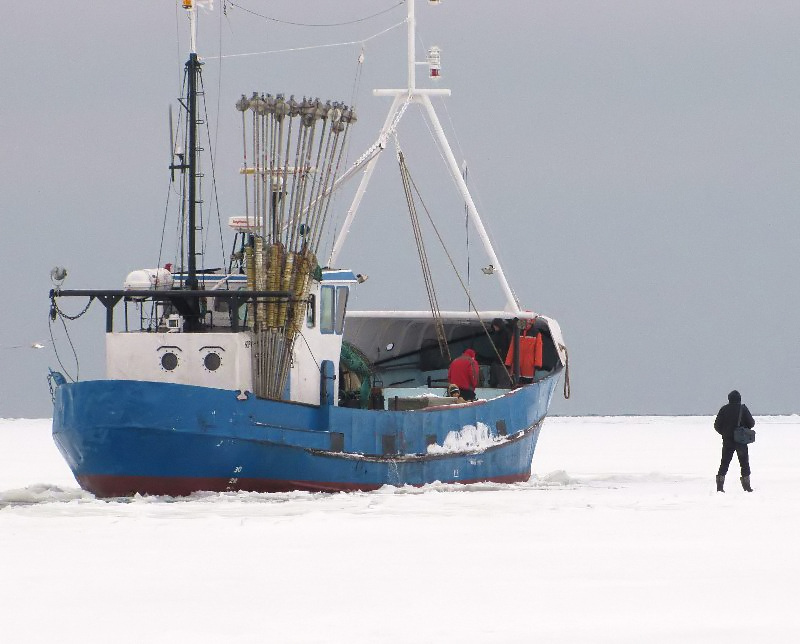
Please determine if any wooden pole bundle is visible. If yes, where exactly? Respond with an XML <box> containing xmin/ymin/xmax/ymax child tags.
<box><xmin>236</xmin><ymin>92</ymin><xmax>356</xmax><ymax>399</ymax></box>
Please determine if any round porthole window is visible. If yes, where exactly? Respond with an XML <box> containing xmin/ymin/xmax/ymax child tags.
<box><xmin>161</xmin><ymin>352</ymin><xmax>179</xmax><ymax>371</ymax></box>
<box><xmin>203</xmin><ymin>352</ymin><xmax>221</xmax><ymax>372</ymax></box>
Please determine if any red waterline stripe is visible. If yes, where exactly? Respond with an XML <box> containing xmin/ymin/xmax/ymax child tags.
<box><xmin>78</xmin><ymin>472</ymin><xmax>530</xmax><ymax>498</ymax></box>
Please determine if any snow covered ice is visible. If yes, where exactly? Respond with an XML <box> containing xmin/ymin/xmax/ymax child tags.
<box><xmin>426</xmin><ymin>421</ymin><xmax>506</xmax><ymax>454</ymax></box>
<box><xmin>2</xmin><ymin>415</ymin><xmax>799</xmax><ymax>643</ymax></box>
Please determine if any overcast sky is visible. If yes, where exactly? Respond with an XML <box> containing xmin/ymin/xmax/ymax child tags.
<box><xmin>2</xmin><ymin>0</ymin><xmax>799</xmax><ymax>418</ymax></box>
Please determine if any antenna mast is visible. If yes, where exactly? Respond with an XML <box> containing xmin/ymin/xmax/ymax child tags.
<box><xmin>182</xmin><ymin>1</ymin><xmax>202</xmax><ymax>328</ymax></box>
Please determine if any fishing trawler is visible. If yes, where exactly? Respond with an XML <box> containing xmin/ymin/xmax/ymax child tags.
<box><xmin>49</xmin><ymin>1</ymin><xmax>569</xmax><ymax>497</ymax></box>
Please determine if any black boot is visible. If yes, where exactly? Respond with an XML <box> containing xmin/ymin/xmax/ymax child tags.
<box><xmin>741</xmin><ymin>476</ymin><xmax>753</xmax><ymax>492</ymax></box>
<box><xmin>716</xmin><ymin>475</ymin><xmax>725</xmax><ymax>492</ymax></box>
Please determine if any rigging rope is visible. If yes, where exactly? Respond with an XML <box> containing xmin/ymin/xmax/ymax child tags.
<box><xmin>393</xmin><ymin>144</ymin><xmax>507</xmax><ymax>368</ymax></box>
<box><xmin>225</xmin><ymin>0</ymin><xmax>403</xmax><ymax>28</ymax></box>
<box><xmin>396</xmin><ymin>144</ymin><xmax>450</xmax><ymax>363</ymax></box>
<box><xmin>325</xmin><ymin>46</ymin><xmax>366</xmax><ymax>257</ymax></box>
<box><xmin>198</xmin><ymin>72</ymin><xmax>228</xmax><ymax>272</ymax></box>
<box><xmin>419</xmin><ymin>98</ymin><xmax>522</xmax><ymax>310</ymax></box>
<box><xmin>462</xmin><ymin>161</ymin><xmax>470</xmax><ymax>304</ymax></box>
<box><xmin>213</xmin><ymin>1</ymin><xmax>226</xmax><ymax>259</ymax></box>
<box><xmin>48</xmin><ymin>295</ymin><xmax>92</xmax><ymax>383</ymax></box>
<box><xmin>48</xmin><ymin>316</ymin><xmax>78</xmax><ymax>383</ymax></box>
<box><xmin>560</xmin><ymin>343</ymin><xmax>571</xmax><ymax>399</ymax></box>
<box><xmin>209</xmin><ymin>19</ymin><xmax>406</xmax><ymax>60</ymax></box>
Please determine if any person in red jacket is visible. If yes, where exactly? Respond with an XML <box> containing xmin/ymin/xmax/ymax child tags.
<box><xmin>448</xmin><ymin>348</ymin><xmax>479</xmax><ymax>401</ymax></box>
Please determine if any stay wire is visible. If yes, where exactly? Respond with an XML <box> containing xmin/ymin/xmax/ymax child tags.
<box><xmin>420</xmin><ymin>101</ymin><xmax>522</xmax><ymax>310</ymax></box>
<box><xmin>324</xmin><ymin>47</ymin><xmax>365</xmax><ymax>260</ymax></box>
<box><xmin>215</xmin><ymin>0</ymin><xmax>224</xmax><ymax>180</ymax></box>
<box><xmin>397</xmin><ymin>151</ymin><xmax>507</xmax><ymax>368</ymax></box>
<box><xmin>439</xmin><ymin>96</ymin><xmax>521</xmax><ymax>307</ymax></box>
<box><xmin>418</xmin><ymin>24</ymin><xmax>518</xmax><ymax>305</ymax></box>
<box><xmin>396</xmin><ymin>143</ymin><xmax>449</xmax><ymax>362</ymax></box>
<box><xmin>154</xmin><ymin>170</ymin><xmax>177</xmax><ymax>326</ymax></box>
<box><xmin>198</xmin><ymin>72</ymin><xmax>228</xmax><ymax>271</ymax></box>
<box><xmin>159</xmin><ymin>71</ymin><xmax>185</xmax><ymax>298</ymax></box>
<box><xmin>297</xmin><ymin>330</ymin><xmax>321</xmax><ymax>372</ymax></box>
<box><xmin>48</xmin><ymin>297</ymin><xmax>92</xmax><ymax>382</ymax></box>
<box><xmin>47</xmin><ymin>316</ymin><xmax>75</xmax><ymax>382</ymax></box>
<box><xmin>321</xmin><ymin>44</ymin><xmax>364</xmax><ymax>256</ymax></box>
<box><xmin>226</xmin><ymin>1</ymin><xmax>403</xmax><ymax>28</ymax></box>
<box><xmin>174</xmin><ymin>0</ymin><xmax>183</xmax><ymax>91</ymax></box>
<box><xmin>209</xmin><ymin>19</ymin><xmax>406</xmax><ymax>60</ymax></box>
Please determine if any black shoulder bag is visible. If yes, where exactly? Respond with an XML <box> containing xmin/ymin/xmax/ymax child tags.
<box><xmin>733</xmin><ymin>403</ymin><xmax>756</xmax><ymax>445</ymax></box>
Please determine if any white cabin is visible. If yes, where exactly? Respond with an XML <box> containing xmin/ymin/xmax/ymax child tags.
<box><xmin>107</xmin><ymin>269</ymin><xmax>357</xmax><ymax>405</ymax></box>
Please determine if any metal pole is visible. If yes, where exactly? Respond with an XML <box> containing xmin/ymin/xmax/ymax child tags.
<box><xmin>186</xmin><ymin>52</ymin><xmax>199</xmax><ymax>292</ymax></box>
<box><xmin>407</xmin><ymin>0</ymin><xmax>416</xmax><ymax>91</ymax></box>
<box><xmin>512</xmin><ymin>318</ymin><xmax>521</xmax><ymax>385</ymax></box>
<box><xmin>328</xmin><ymin>94</ymin><xmax>403</xmax><ymax>265</ymax></box>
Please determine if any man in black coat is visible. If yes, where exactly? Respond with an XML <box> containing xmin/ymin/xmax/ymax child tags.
<box><xmin>714</xmin><ymin>390</ymin><xmax>755</xmax><ymax>492</ymax></box>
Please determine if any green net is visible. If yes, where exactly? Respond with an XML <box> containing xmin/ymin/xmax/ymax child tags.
<box><xmin>340</xmin><ymin>341</ymin><xmax>373</xmax><ymax>408</ymax></box>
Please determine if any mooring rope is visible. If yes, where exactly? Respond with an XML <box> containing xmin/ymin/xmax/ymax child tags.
<box><xmin>560</xmin><ymin>343</ymin><xmax>571</xmax><ymax>399</ymax></box>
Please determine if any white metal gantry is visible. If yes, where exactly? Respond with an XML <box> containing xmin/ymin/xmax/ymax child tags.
<box><xmin>328</xmin><ymin>0</ymin><xmax>521</xmax><ymax>315</ymax></box>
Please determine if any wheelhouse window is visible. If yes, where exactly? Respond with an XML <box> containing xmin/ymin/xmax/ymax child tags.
<box><xmin>320</xmin><ymin>285</ymin><xmax>349</xmax><ymax>335</ymax></box>
<box><xmin>335</xmin><ymin>286</ymin><xmax>348</xmax><ymax>334</ymax></box>
<box><xmin>320</xmin><ymin>286</ymin><xmax>335</xmax><ymax>333</ymax></box>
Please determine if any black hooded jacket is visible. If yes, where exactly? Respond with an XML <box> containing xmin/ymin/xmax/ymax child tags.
<box><xmin>714</xmin><ymin>391</ymin><xmax>755</xmax><ymax>441</ymax></box>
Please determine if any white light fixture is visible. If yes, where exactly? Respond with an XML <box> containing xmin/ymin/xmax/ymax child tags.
<box><xmin>427</xmin><ymin>46</ymin><xmax>441</xmax><ymax>79</ymax></box>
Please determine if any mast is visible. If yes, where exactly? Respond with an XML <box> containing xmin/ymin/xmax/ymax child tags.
<box><xmin>185</xmin><ymin>52</ymin><xmax>200</xmax><ymax>294</ymax></box>
<box><xmin>329</xmin><ymin>0</ymin><xmax>521</xmax><ymax>314</ymax></box>
<box><xmin>183</xmin><ymin>1</ymin><xmax>202</xmax><ymax>328</ymax></box>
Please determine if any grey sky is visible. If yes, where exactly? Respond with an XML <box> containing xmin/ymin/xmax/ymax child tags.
<box><xmin>2</xmin><ymin>1</ymin><xmax>799</xmax><ymax>418</ymax></box>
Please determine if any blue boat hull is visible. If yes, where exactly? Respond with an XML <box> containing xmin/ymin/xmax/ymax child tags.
<box><xmin>52</xmin><ymin>371</ymin><xmax>561</xmax><ymax>497</ymax></box>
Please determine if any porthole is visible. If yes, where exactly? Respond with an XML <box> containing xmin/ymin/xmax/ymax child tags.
<box><xmin>204</xmin><ymin>352</ymin><xmax>221</xmax><ymax>372</ymax></box>
<box><xmin>161</xmin><ymin>352</ymin><xmax>179</xmax><ymax>371</ymax></box>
